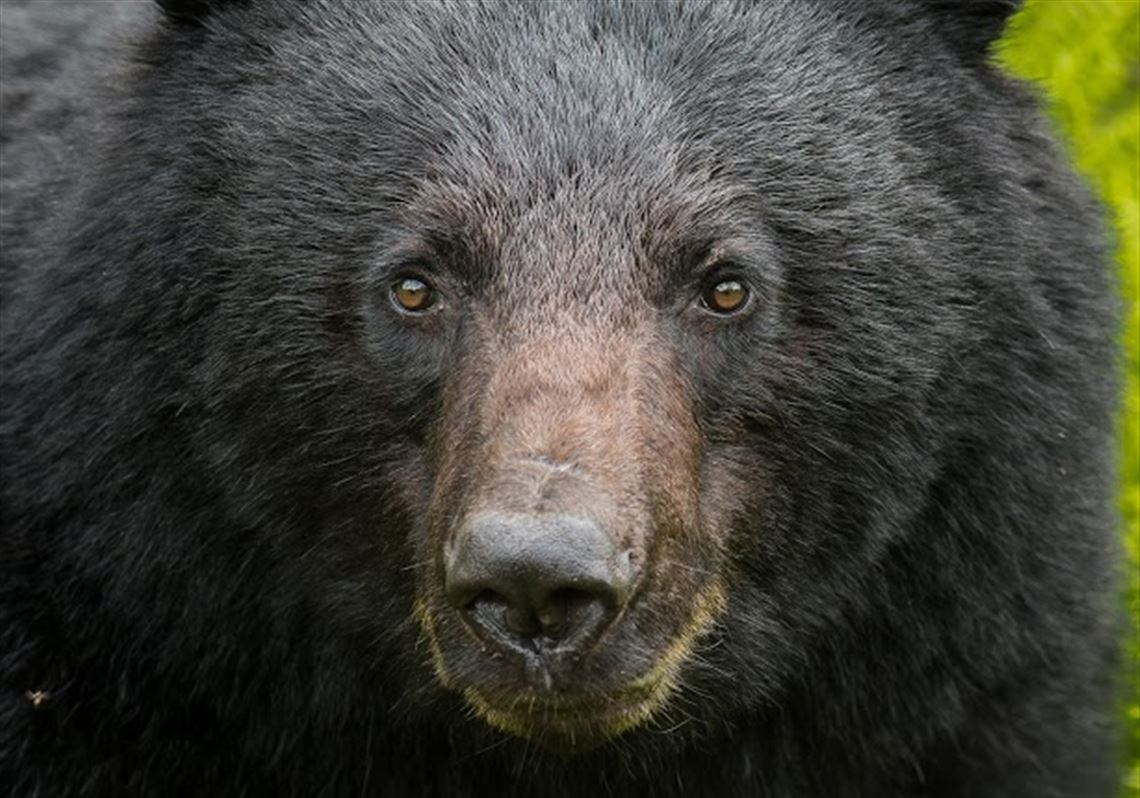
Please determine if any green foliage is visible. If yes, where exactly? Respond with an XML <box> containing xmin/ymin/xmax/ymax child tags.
<box><xmin>998</xmin><ymin>2</ymin><xmax>1140</xmax><ymax>793</ymax></box>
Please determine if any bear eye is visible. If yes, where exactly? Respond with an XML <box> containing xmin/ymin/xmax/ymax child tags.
<box><xmin>701</xmin><ymin>277</ymin><xmax>749</xmax><ymax>315</ymax></box>
<box><xmin>391</xmin><ymin>276</ymin><xmax>436</xmax><ymax>313</ymax></box>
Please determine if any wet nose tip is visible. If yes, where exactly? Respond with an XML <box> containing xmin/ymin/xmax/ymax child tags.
<box><xmin>444</xmin><ymin>513</ymin><xmax>633</xmax><ymax>649</ymax></box>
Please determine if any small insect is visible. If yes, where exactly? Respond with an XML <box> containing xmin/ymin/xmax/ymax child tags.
<box><xmin>25</xmin><ymin>689</ymin><xmax>51</xmax><ymax>708</ymax></box>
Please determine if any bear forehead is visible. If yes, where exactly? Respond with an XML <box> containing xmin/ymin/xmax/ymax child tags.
<box><xmin>203</xmin><ymin>0</ymin><xmax>909</xmax><ymax>294</ymax></box>
<box><xmin>212</xmin><ymin>0</ymin><xmax>882</xmax><ymax>177</ymax></box>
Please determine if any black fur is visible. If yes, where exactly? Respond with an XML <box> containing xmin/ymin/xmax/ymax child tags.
<box><xmin>0</xmin><ymin>1</ymin><xmax>1120</xmax><ymax>796</ymax></box>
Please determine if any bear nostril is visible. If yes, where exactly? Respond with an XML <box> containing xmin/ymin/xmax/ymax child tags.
<box><xmin>535</xmin><ymin>590</ymin><xmax>571</xmax><ymax>635</ymax></box>
<box><xmin>468</xmin><ymin>592</ymin><xmax>538</xmax><ymax>638</ymax></box>
<box><xmin>466</xmin><ymin>585</ymin><xmax>610</xmax><ymax>642</ymax></box>
<box><xmin>467</xmin><ymin>591</ymin><xmax>542</xmax><ymax>637</ymax></box>
<box><xmin>537</xmin><ymin>588</ymin><xmax>603</xmax><ymax>638</ymax></box>
<box><xmin>502</xmin><ymin>603</ymin><xmax>541</xmax><ymax>638</ymax></box>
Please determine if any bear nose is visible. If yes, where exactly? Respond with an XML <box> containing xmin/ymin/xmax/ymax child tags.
<box><xmin>445</xmin><ymin>514</ymin><xmax>634</xmax><ymax>650</ymax></box>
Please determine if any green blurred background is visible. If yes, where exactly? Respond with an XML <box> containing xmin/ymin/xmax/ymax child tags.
<box><xmin>997</xmin><ymin>1</ymin><xmax>1138</xmax><ymax>794</ymax></box>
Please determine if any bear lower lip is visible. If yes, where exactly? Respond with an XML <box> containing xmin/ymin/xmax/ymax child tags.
<box><xmin>460</xmin><ymin>674</ymin><xmax>675</xmax><ymax>746</ymax></box>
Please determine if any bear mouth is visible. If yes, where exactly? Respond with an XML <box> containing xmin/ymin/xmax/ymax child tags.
<box><xmin>416</xmin><ymin>579</ymin><xmax>729</xmax><ymax>748</ymax></box>
<box><xmin>459</xmin><ymin>671</ymin><xmax>676</xmax><ymax>749</ymax></box>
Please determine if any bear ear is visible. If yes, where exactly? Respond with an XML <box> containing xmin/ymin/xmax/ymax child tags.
<box><xmin>917</xmin><ymin>0</ymin><xmax>1023</xmax><ymax>61</ymax></box>
<box><xmin>155</xmin><ymin>0</ymin><xmax>241</xmax><ymax>26</ymax></box>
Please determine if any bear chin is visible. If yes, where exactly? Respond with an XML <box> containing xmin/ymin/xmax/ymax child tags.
<box><xmin>462</xmin><ymin>679</ymin><xmax>672</xmax><ymax>752</ymax></box>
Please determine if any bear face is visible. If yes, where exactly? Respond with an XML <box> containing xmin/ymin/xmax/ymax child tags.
<box><xmin>0</xmin><ymin>0</ymin><xmax>1119</xmax><ymax>794</ymax></box>
<box><xmin>166</xmin><ymin>0</ymin><xmax>976</xmax><ymax>744</ymax></box>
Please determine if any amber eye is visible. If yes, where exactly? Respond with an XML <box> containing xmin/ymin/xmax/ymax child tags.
<box><xmin>701</xmin><ymin>278</ymin><xmax>749</xmax><ymax>314</ymax></box>
<box><xmin>391</xmin><ymin>277</ymin><xmax>435</xmax><ymax>313</ymax></box>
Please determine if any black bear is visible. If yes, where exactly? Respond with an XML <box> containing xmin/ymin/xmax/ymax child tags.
<box><xmin>0</xmin><ymin>1</ymin><xmax>1120</xmax><ymax>796</ymax></box>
